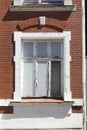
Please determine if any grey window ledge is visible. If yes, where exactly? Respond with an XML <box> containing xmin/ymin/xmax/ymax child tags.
<box><xmin>10</xmin><ymin>4</ymin><xmax>76</xmax><ymax>12</ymax></box>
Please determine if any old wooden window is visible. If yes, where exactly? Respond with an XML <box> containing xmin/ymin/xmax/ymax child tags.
<box><xmin>21</xmin><ymin>41</ymin><xmax>62</xmax><ymax>98</ymax></box>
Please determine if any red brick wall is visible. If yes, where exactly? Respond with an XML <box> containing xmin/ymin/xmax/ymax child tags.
<box><xmin>72</xmin><ymin>106</ymin><xmax>83</xmax><ymax>113</ymax></box>
<box><xmin>0</xmin><ymin>106</ymin><xmax>13</xmax><ymax>114</ymax></box>
<box><xmin>0</xmin><ymin>0</ymin><xmax>83</xmax><ymax>99</ymax></box>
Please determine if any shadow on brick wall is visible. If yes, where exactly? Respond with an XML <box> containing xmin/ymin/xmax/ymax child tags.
<box><xmin>3</xmin><ymin>9</ymin><xmax>71</xmax><ymax>21</ymax></box>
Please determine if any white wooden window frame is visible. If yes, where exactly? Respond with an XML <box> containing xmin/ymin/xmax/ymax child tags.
<box><xmin>14</xmin><ymin>31</ymin><xmax>72</xmax><ymax>101</ymax></box>
<box><xmin>13</xmin><ymin>0</ymin><xmax>72</xmax><ymax>5</ymax></box>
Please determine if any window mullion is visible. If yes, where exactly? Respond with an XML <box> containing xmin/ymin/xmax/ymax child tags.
<box><xmin>48</xmin><ymin>61</ymin><xmax>51</xmax><ymax>97</ymax></box>
<box><xmin>21</xmin><ymin>41</ymin><xmax>24</xmax><ymax>58</ymax></box>
<box><xmin>33</xmin><ymin>60</ymin><xmax>36</xmax><ymax>97</ymax></box>
<box><xmin>34</xmin><ymin>60</ymin><xmax>38</xmax><ymax>97</ymax></box>
<box><xmin>34</xmin><ymin>42</ymin><xmax>38</xmax><ymax>97</ymax></box>
<box><xmin>38</xmin><ymin>0</ymin><xmax>41</xmax><ymax>3</ymax></box>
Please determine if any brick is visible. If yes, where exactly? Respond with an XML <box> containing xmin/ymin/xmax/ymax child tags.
<box><xmin>72</xmin><ymin>106</ymin><xmax>83</xmax><ymax>113</ymax></box>
<box><xmin>0</xmin><ymin>106</ymin><xmax>13</xmax><ymax>114</ymax></box>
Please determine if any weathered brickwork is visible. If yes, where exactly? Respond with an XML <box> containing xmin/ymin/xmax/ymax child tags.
<box><xmin>72</xmin><ymin>106</ymin><xmax>83</xmax><ymax>113</ymax></box>
<box><xmin>0</xmin><ymin>0</ymin><xmax>83</xmax><ymax>101</ymax></box>
<box><xmin>0</xmin><ymin>106</ymin><xmax>13</xmax><ymax>114</ymax></box>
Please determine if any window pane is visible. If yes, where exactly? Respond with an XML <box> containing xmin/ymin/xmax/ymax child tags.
<box><xmin>42</xmin><ymin>0</ymin><xmax>62</xmax><ymax>3</ymax></box>
<box><xmin>51</xmin><ymin>42</ymin><xmax>61</xmax><ymax>57</ymax></box>
<box><xmin>23</xmin><ymin>0</ymin><xmax>37</xmax><ymax>3</ymax></box>
<box><xmin>37</xmin><ymin>61</ymin><xmax>48</xmax><ymax>97</ymax></box>
<box><xmin>37</xmin><ymin>42</ymin><xmax>47</xmax><ymax>57</ymax></box>
<box><xmin>24</xmin><ymin>0</ymin><xmax>62</xmax><ymax>3</ymax></box>
<box><xmin>23</xmin><ymin>42</ymin><xmax>33</xmax><ymax>57</ymax></box>
<box><xmin>22</xmin><ymin>61</ymin><xmax>33</xmax><ymax>97</ymax></box>
<box><xmin>51</xmin><ymin>61</ymin><xmax>61</xmax><ymax>98</ymax></box>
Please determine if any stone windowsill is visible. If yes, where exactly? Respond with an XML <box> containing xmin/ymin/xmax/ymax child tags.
<box><xmin>10</xmin><ymin>4</ymin><xmax>76</xmax><ymax>11</ymax></box>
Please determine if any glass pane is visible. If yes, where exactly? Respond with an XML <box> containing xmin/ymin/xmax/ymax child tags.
<box><xmin>51</xmin><ymin>42</ymin><xmax>61</xmax><ymax>57</ymax></box>
<box><xmin>42</xmin><ymin>0</ymin><xmax>62</xmax><ymax>3</ymax></box>
<box><xmin>37</xmin><ymin>61</ymin><xmax>47</xmax><ymax>97</ymax></box>
<box><xmin>23</xmin><ymin>42</ymin><xmax>33</xmax><ymax>57</ymax></box>
<box><xmin>37</xmin><ymin>42</ymin><xmax>47</xmax><ymax>57</ymax></box>
<box><xmin>23</xmin><ymin>0</ymin><xmax>37</xmax><ymax>3</ymax></box>
<box><xmin>24</xmin><ymin>0</ymin><xmax>62</xmax><ymax>3</ymax></box>
<box><xmin>22</xmin><ymin>61</ymin><xmax>33</xmax><ymax>97</ymax></box>
<box><xmin>51</xmin><ymin>61</ymin><xmax>61</xmax><ymax>98</ymax></box>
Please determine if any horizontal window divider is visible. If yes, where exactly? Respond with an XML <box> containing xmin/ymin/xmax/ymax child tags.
<box><xmin>23</xmin><ymin>3</ymin><xmax>63</xmax><ymax>4</ymax></box>
<box><xmin>22</xmin><ymin>39</ymin><xmax>63</xmax><ymax>42</ymax></box>
<box><xmin>21</xmin><ymin>57</ymin><xmax>63</xmax><ymax>61</ymax></box>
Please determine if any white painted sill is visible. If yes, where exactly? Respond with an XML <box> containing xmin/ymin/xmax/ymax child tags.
<box><xmin>10</xmin><ymin>99</ymin><xmax>74</xmax><ymax>104</ymax></box>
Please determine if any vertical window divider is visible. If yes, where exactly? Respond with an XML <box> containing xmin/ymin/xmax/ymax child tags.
<box><xmin>21</xmin><ymin>59</ymin><xmax>24</xmax><ymax>97</ymax></box>
<box><xmin>47</xmin><ymin>42</ymin><xmax>51</xmax><ymax>97</ymax></box>
<box><xmin>21</xmin><ymin>41</ymin><xmax>24</xmax><ymax>58</ymax></box>
<box><xmin>48</xmin><ymin>61</ymin><xmax>51</xmax><ymax>97</ymax></box>
<box><xmin>38</xmin><ymin>0</ymin><xmax>41</xmax><ymax>3</ymax></box>
<box><xmin>35</xmin><ymin>60</ymin><xmax>38</xmax><ymax>97</ymax></box>
<box><xmin>33</xmin><ymin>61</ymin><xmax>36</xmax><ymax>96</ymax></box>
